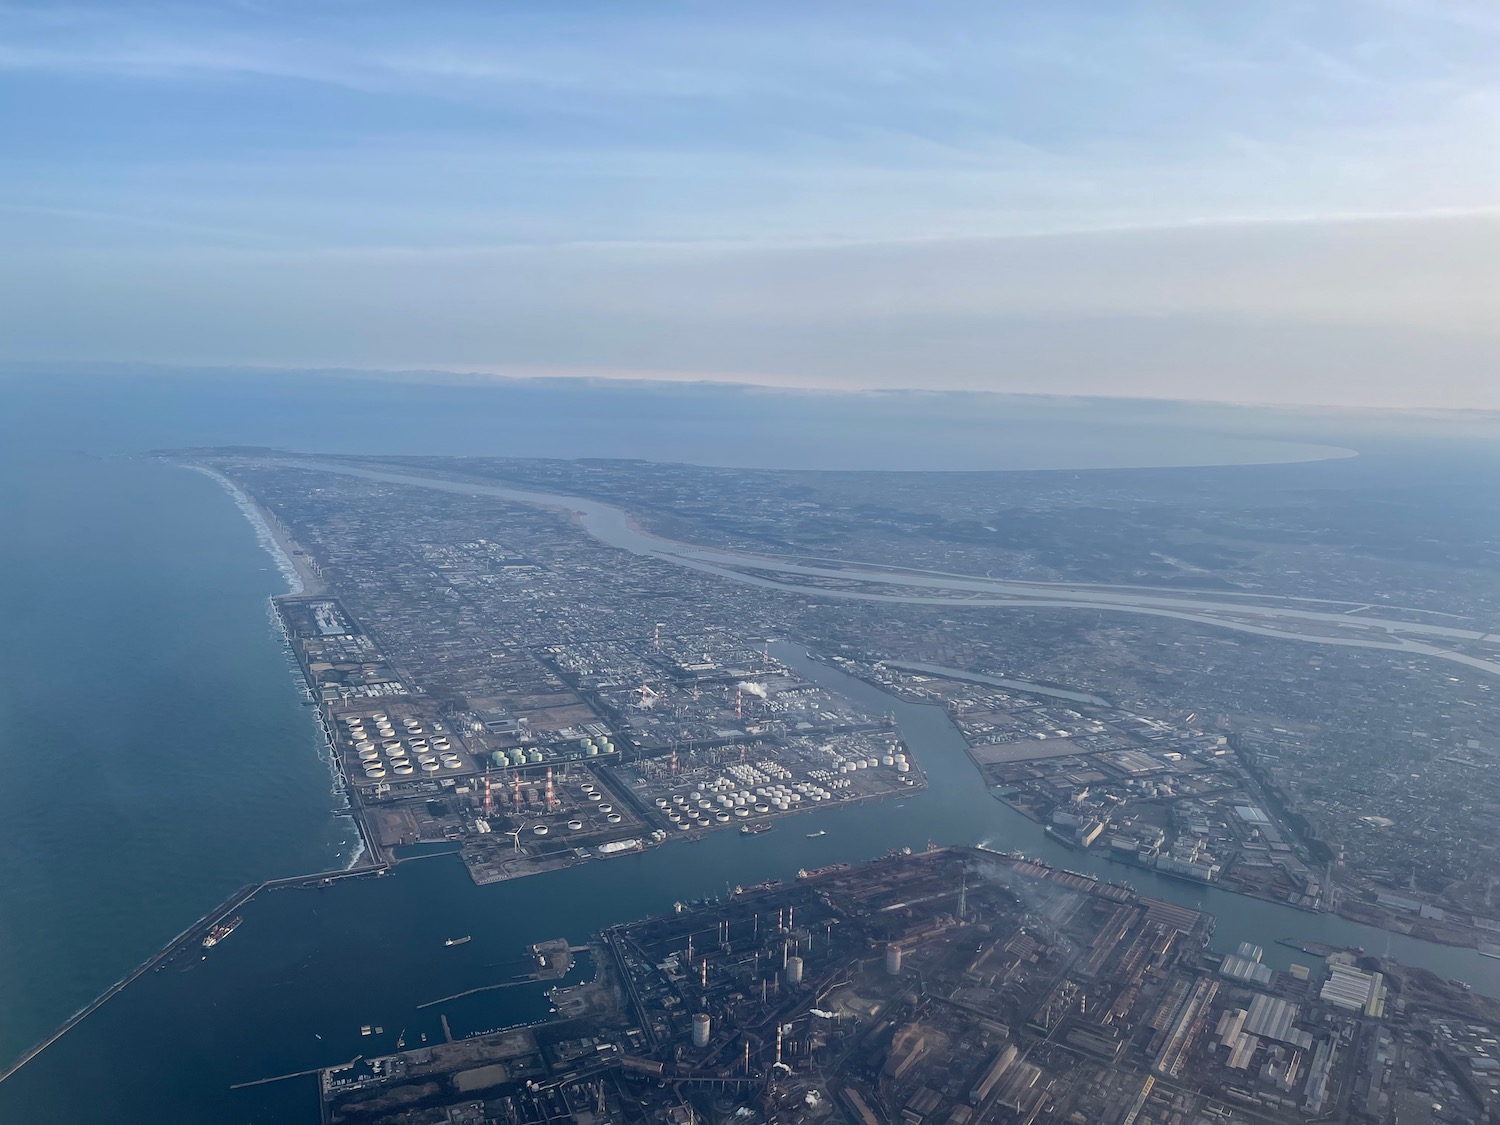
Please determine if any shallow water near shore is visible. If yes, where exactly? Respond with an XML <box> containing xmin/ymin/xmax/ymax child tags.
<box><xmin>0</xmin><ymin>454</ymin><xmax>354</xmax><ymax>1070</ymax></box>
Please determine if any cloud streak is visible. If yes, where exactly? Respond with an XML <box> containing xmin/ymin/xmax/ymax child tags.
<box><xmin>0</xmin><ymin>1</ymin><xmax>1496</xmax><ymax>406</ymax></box>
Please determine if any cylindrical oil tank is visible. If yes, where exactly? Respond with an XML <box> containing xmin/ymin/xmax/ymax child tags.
<box><xmin>607</xmin><ymin>813</ymin><xmax>622</xmax><ymax>824</ymax></box>
<box><xmin>785</xmin><ymin>956</ymin><xmax>804</xmax><ymax>985</ymax></box>
<box><xmin>568</xmin><ymin>820</ymin><xmax>583</xmax><ymax>831</ymax></box>
<box><xmin>692</xmin><ymin>1012</ymin><xmax>711</xmax><ymax>1048</ymax></box>
<box><xmin>886</xmin><ymin>944</ymin><xmax>903</xmax><ymax>975</ymax></box>
<box><xmin>533</xmin><ymin>824</ymin><xmax>549</xmax><ymax>836</ymax></box>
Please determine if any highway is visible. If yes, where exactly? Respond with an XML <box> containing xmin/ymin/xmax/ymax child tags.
<box><xmin>269</xmin><ymin>459</ymin><xmax>1500</xmax><ymax>679</ymax></box>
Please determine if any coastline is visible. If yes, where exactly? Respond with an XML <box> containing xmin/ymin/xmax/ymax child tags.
<box><xmin>181</xmin><ymin>463</ymin><xmax>324</xmax><ymax>595</ymax></box>
<box><xmin>178</xmin><ymin>461</ymin><xmax>365</xmax><ymax>872</ymax></box>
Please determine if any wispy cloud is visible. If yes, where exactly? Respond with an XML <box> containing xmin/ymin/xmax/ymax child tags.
<box><xmin>0</xmin><ymin>1</ymin><xmax>1497</xmax><ymax>406</ymax></box>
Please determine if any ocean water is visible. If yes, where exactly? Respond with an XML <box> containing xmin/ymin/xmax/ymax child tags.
<box><xmin>0</xmin><ymin>369</ymin><xmax>1366</xmax><ymax>470</ymax></box>
<box><xmin>0</xmin><ymin>454</ymin><xmax>355</xmax><ymax>1068</ymax></box>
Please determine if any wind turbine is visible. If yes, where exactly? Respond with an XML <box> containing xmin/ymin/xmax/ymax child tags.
<box><xmin>507</xmin><ymin>826</ymin><xmax>525</xmax><ymax>854</ymax></box>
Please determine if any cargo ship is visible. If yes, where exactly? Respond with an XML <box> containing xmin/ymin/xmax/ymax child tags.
<box><xmin>740</xmin><ymin>823</ymin><xmax>772</xmax><ymax>836</ymax></box>
<box><xmin>796</xmin><ymin>863</ymin><xmax>852</xmax><ymax>880</ymax></box>
<box><xmin>443</xmin><ymin>936</ymin><xmax>471</xmax><ymax>947</ymax></box>
<box><xmin>202</xmin><ymin>916</ymin><xmax>242</xmax><ymax>949</ymax></box>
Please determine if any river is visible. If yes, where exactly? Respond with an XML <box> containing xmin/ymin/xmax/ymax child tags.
<box><xmin>277</xmin><ymin>459</ymin><xmax>1500</xmax><ymax>675</ymax></box>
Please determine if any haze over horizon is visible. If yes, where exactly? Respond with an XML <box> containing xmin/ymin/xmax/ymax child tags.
<box><xmin>4</xmin><ymin>2</ymin><xmax>1498</xmax><ymax>409</ymax></box>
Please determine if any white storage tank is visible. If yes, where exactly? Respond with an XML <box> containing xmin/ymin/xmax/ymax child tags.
<box><xmin>886</xmin><ymin>944</ymin><xmax>903</xmax><ymax>975</ymax></box>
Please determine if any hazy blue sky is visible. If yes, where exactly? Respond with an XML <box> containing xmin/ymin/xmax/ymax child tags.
<box><xmin>3</xmin><ymin>2</ymin><xmax>1497</xmax><ymax>407</ymax></box>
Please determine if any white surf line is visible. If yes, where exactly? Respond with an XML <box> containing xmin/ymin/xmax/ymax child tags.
<box><xmin>182</xmin><ymin>463</ymin><xmax>365</xmax><ymax>870</ymax></box>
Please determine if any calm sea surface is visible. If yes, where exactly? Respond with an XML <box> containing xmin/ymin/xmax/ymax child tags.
<box><xmin>0</xmin><ymin>455</ymin><xmax>354</xmax><ymax>1069</ymax></box>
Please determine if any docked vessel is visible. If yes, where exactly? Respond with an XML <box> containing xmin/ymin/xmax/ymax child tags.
<box><xmin>797</xmin><ymin>863</ymin><xmax>852</xmax><ymax>880</ymax></box>
<box><xmin>732</xmin><ymin>879</ymin><xmax>782</xmax><ymax>896</ymax></box>
<box><xmin>202</xmin><ymin>916</ymin><xmax>242</xmax><ymax>949</ymax></box>
<box><xmin>443</xmin><ymin>936</ymin><xmax>471</xmax><ymax>947</ymax></box>
<box><xmin>740</xmin><ymin>823</ymin><xmax>772</xmax><ymax>836</ymax></box>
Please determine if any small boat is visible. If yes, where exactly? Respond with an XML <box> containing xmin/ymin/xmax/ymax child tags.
<box><xmin>806</xmin><ymin>830</ymin><xmax>826</xmax><ymax>838</ymax></box>
<box><xmin>444</xmin><ymin>935</ymin><xmax>472</xmax><ymax>947</ymax></box>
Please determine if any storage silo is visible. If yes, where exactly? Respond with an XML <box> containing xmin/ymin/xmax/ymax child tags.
<box><xmin>885</xmin><ymin>944</ymin><xmax>903</xmax><ymax>975</ymax></box>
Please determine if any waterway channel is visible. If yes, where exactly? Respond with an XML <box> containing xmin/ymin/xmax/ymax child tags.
<box><xmin>3</xmin><ymin>641</ymin><xmax>1498</xmax><ymax>1124</ymax></box>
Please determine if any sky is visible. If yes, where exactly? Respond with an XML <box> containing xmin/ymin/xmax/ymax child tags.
<box><xmin>2</xmin><ymin>1</ymin><xmax>1498</xmax><ymax>408</ymax></box>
